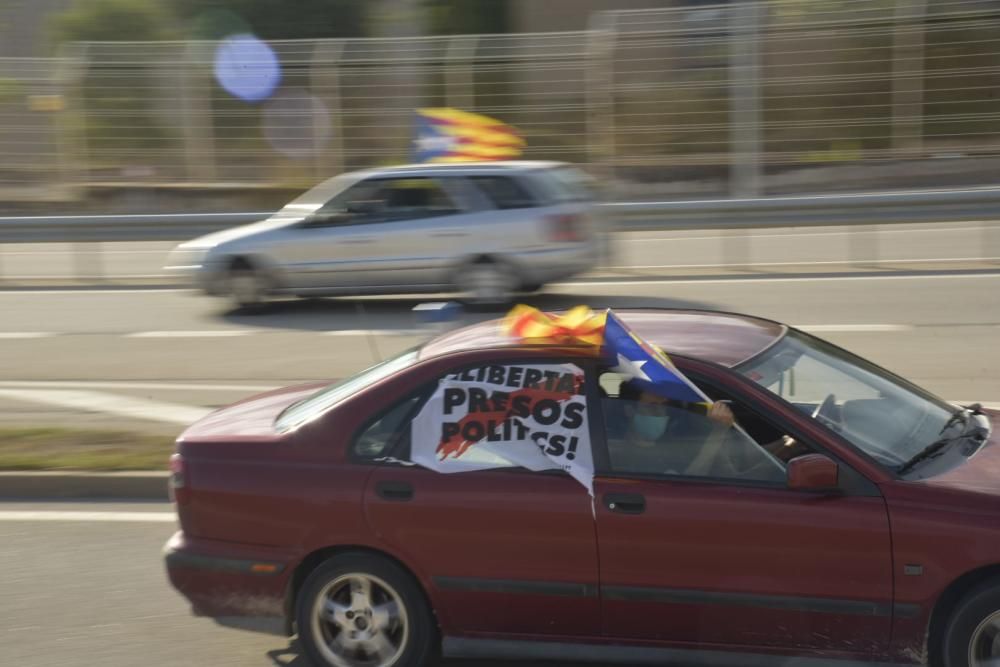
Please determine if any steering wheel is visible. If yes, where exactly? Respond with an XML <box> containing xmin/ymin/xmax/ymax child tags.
<box><xmin>811</xmin><ymin>393</ymin><xmax>843</xmax><ymax>431</ymax></box>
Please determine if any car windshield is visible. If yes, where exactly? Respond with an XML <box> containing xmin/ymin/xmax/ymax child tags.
<box><xmin>275</xmin><ymin>173</ymin><xmax>364</xmax><ymax>215</ymax></box>
<box><xmin>737</xmin><ymin>330</ymin><xmax>956</xmax><ymax>469</ymax></box>
<box><xmin>275</xmin><ymin>348</ymin><xmax>419</xmax><ymax>432</ymax></box>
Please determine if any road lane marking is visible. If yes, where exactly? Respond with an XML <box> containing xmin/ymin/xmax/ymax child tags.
<box><xmin>126</xmin><ymin>330</ymin><xmax>254</xmax><ymax>338</ymax></box>
<box><xmin>0</xmin><ymin>511</ymin><xmax>175</xmax><ymax>523</ymax></box>
<box><xmin>793</xmin><ymin>324</ymin><xmax>913</xmax><ymax>333</ymax></box>
<box><xmin>559</xmin><ymin>273</ymin><xmax>1000</xmax><ymax>287</ymax></box>
<box><xmin>0</xmin><ymin>332</ymin><xmax>57</xmax><ymax>339</ymax></box>
<box><xmin>619</xmin><ymin>224</ymin><xmax>990</xmax><ymax>243</ymax></box>
<box><xmin>0</xmin><ymin>380</ymin><xmax>280</xmax><ymax>392</ymax></box>
<box><xmin>0</xmin><ymin>389</ymin><xmax>211</xmax><ymax>425</ymax></box>
<box><xmin>0</xmin><ymin>288</ymin><xmax>187</xmax><ymax>294</ymax></box>
<box><xmin>614</xmin><ymin>257</ymin><xmax>1000</xmax><ymax>271</ymax></box>
<box><xmin>322</xmin><ymin>329</ymin><xmax>424</xmax><ymax>337</ymax></box>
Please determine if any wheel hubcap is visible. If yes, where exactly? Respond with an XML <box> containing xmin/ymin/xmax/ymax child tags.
<box><xmin>465</xmin><ymin>265</ymin><xmax>510</xmax><ymax>303</ymax></box>
<box><xmin>312</xmin><ymin>573</ymin><xmax>408</xmax><ymax>667</ymax></box>
<box><xmin>230</xmin><ymin>272</ymin><xmax>261</xmax><ymax>305</ymax></box>
<box><xmin>969</xmin><ymin>610</ymin><xmax>1000</xmax><ymax>666</ymax></box>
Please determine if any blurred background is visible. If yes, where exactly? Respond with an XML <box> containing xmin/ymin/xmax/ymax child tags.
<box><xmin>2</xmin><ymin>2</ymin><xmax>1000</xmax><ymax>665</ymax></box>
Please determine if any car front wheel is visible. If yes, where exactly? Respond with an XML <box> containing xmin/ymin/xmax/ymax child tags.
<box><xmin>296</xmin><ymin>553</ymin><xmax>436</xmax><ymax>667</ymax></box>
<box><xmin>943</xmin><ymin>578</ymin><xmax>1000</xmax><ymax>667</ymax></box>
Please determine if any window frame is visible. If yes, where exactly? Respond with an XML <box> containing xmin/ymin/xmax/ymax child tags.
<box><xmin>348</xmin><ymin>383</ymin><xmax>435</xmax><ymax>464</ymax></box>
<box><xmin>368</xmin><ymin>356</ymin><xmax>602</xmax><ymax>478</ymax></box>
<box><xmin>303</xmin><ymin>175</ymin><xmax>466</xmax><ymax>229</ymax></box>
<box><xmin>587</xmin><ymin>358</ymin><xmax>882</xmax><ymax>497</ymax></box>
<box><xmin>466</xmin><ymin>174</ymin><xmax>540</xmax><ymax>210</ymax></box>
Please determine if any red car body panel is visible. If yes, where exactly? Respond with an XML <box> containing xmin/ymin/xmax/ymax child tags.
<box><xmin>163</xmin><ymin>311</ymin><xmax>1000</xmax><ymax>665</ymax></box>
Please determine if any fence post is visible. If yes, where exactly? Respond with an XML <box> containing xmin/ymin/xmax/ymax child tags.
<box><xmin>445</xmin><ymin>34</ymin><xmax>479</xmax><ymax>110</ymax></box>
<box><xmin>56</xmin><ymin>43</ymin><xmax>90</xmax><ymax>197</ymax></box>
<box><xmin>891</xmin><ymin>0</ymin><xmax>927</xmax><ymax>156</ymax></box>
<box><xmin>180</xmin><ymin>42</ymin><xmax>217</xmax><ymax>182</ymax></box>
<box><xmin>727</xmin><ymin>1</ymin><xmax>763</xmax><ymax>270</ymax></box>
<box><xmin>311</xmin><ymin>40</ymin><xmax>345</xmax><ymax>177</ymax></box>
<box><xmin>586</xmin><ymin>12</ymin><xmax>618</xmax><ymax>195</ymax></box>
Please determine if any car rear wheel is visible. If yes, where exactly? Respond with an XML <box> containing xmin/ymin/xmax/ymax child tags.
<box><xmin>296</xmin><ymin>553</ymin><xmax>436</xmax><ymax>667</ymax></box>
<box><xmin>456</xmin><ymin>260</ymin><xmax>517</xmax><ymax>307</ymax></box>
<box><xmin>943</xmin><ymin>578</ymin><xmax>1000</xmax><ymax>667</ymax></box>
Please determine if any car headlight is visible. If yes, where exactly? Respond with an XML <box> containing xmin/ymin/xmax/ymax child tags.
<box><xmin>165</xmin><ymin>246</ymin><xmax>210</xmax><ymax>269</ymax></box>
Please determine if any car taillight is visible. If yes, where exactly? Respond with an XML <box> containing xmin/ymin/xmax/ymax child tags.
<box><xmin>546</xmin><ymin>213</ymin><xmax>583</xmax><ymax>242</ymax></box>
<box><xmin>169</xmin><ymin>453</ymin><xmax>190</xmax><ymax>505</ymax></box>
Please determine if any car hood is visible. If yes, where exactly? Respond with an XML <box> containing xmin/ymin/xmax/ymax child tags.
<box><xmin>920</xmin><ymin>408</ymin><xmax>1000</xmax><ymax>495</ymax></box>
<box><xmin>178</xmin><ymin>382</ymin><xmax>327</xmax><ymax>441</ymax></box>
<box><xmin>177</xmin><ymin>209</ymin><xmax>311</xmax><ymax>250</ymax></box>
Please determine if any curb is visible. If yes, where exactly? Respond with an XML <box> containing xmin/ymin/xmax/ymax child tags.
<box><xmin>0</xmin><ymin>471</ymin><xmax>169</xmax><ymax>501</ymax></box>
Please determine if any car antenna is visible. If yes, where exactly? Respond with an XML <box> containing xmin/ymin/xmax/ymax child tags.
<box><xmin>354</xmin><ymin>298</ymin><xmax>382</xmax><ymax>363</ymax></box>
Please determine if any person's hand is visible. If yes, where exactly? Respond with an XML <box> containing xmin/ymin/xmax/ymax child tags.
<box><xmin>707</xmin><ymin>401</ymin><xmax>735</xmax><ymax>428</ymax></box>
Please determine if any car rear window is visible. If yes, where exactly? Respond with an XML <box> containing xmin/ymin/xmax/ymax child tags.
<box><xmin>275</xmin><ymin>348</ymin><xmax>419</xmax><ymax>432</ymax></box>
<box><xmin>468</xmin><ymin>175</ymin><xmax>539</xmax><ymax>209</ymax></box>
<box><xmin>531</xmin><ymin>166</ymin><xmax>596</xmax><ymax>203</ymax></box>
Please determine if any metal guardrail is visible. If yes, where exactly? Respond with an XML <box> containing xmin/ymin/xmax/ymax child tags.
<box><xmin>1</xmin><ymin>190</ymin><xmax>999</xmax><ymax>277</ymax></box>
<box><xmin>3</xmin><ymin>189</ymin><xmax>1000</xmax><ymax>239</ymax></box>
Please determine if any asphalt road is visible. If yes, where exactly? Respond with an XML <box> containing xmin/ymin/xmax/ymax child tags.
<box><xmin>2</xmin><ymin>221</ymin><xmax>998</xmax><ymax>284</ymax></box>
<box><xmin>0</xmin><ymin>501</ymin><xmax>654</xmax><ymax>667</ymax></box>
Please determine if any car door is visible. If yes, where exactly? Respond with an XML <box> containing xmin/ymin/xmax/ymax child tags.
<box><xmin>591</xmin><ymin>364</ymin><xmax>894</xmax><ymax>654</ymax></box>
<box><xmin>361</xmin><ymin>359</ymin><xmax>600</xmax><ymax>638</ymax></box>
<box><xmin>347</xmin><ymin>176</ymin><xmax>476</xmax><ymax>289</ymax></box>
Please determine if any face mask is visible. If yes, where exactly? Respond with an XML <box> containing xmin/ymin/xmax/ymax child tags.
<box><xmin>633</xmin><ymin>414</ymin><xmax>668</xmax><ymax>440</ymax></box>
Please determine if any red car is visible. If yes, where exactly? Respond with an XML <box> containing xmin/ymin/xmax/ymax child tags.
<box><xmin>164</xmin><ymin>309</ymin><xmax>1000</xmax><ymax>667</ymax></box>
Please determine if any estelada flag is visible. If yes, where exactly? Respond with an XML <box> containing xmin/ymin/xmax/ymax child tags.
<box><xmin>603</xmin><ymin>309</ymin><xmax>711</xmax><ymax>406</ymax></box>
<box><xmin>412</xmin><ymin>107</ymin><xmax>525</xmax><ymax>163</ymax></box>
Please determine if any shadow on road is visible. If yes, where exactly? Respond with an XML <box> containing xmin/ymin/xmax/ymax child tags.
<box><xmin>217</xmin><ymin>292</ymin><xmax>723</xmax><ymax>334</ymax></box>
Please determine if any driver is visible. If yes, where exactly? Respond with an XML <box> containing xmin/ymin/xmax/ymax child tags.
<box><xmin>614</xmin><ymin>381</ymin><xmax>803</xmax><ymax>477</ymax></box>
<box><xmin>615</xmin><ymin>380</ymin><xmax>735</xmax><ymax>476</ymax></box>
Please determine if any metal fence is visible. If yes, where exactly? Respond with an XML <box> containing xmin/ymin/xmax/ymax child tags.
<box><xmin>3</xmin><ymin>0</ymin><xmax>1000</xmax><ymax>204</ymax></box>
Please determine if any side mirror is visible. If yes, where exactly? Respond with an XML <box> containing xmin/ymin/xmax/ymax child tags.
<box><xmin>787</xmin><ymin>454</ymin><xmax>839</xmax><ymax>492</ymax></box>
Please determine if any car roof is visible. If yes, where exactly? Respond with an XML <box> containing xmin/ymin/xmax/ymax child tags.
<box><xmin>419</xmin><ymin>309</ymin><xmax>787</xmax><ymax>368</ymax></box>
<box><xmin>348</xmin><ymin>160</ymin><xmax>568</xmax><ymax>179</ymax></box>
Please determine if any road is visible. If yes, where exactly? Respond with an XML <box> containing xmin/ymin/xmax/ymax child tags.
<box><xmin>2</xmin><ymin>221</ymin><xmax>998</xmax><ymax>284</ymax></box>
<box><xmin>0</xmin><ymin>501</ymin><xmax>656</xmax><ymax>667</ymax></box>
<box><xmin>1</xmin><ymin>271</ymin><xmax>999</xmax><ymax>434</ymax></box>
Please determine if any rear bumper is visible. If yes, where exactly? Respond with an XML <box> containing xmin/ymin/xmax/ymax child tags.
<box><xmin>163</xmin><ymin>531</ymin><xmax>294</xmax><ymax>618</ymax></box>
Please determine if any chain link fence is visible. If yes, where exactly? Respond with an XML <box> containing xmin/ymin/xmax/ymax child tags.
<box><xmin>2</xmin><ymin>0</ymin><xmax>1000</xmax><ymax>206</ymax></box>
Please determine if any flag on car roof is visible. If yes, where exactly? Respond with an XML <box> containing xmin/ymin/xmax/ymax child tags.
<box><xmin>412</xmin><ymin>107</ymin><xmax>525</xmax><ymax>163</ymax></box>
<box><xmin>603</xmin><ymin>309</ymin><xmax>710</xmax><ymax>405</ymax></box>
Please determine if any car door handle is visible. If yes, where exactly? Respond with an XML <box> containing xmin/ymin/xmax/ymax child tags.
<box><xmin>604</xmin><ymin>493</ymin><xmax>645</xmax><ymax>515</ymax></box>
<box><xmin>430</xmin><ymin>232</ymin><xmax>468</xmax><ymax>238</ymax></box>
<box><xmin>342</xmin><ymin>238</ymin><xmax>374</xmax><ymax>244</ymax></box>
<box><xmin>376</xmin><ymin>481</ymin><xmax>414</xmax><ymax>502</ymax></box>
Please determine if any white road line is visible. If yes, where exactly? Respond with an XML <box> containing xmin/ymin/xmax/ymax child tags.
<box><xmin>559</xmin><ymin>273</ymin><xmax>1000</xmax><ymax>288</ymax></box>
<box><xmin>0</xmin><ymin>332</ymin><xmax>57</xmax><ymax>339</ymax></box>
<box><xmin>793</xmin><ymin>324</ymin><xmax>913</xmax><ymax>333</ymax></box>
<box><xmin>0</xmin><ymin>511</ymin><xmax>175</xmax><ymax>523</ymax></box>
<box><xmin>614</xmin><ymin>257</ymin><xmax>1000</xmax><ymax>271</ymax></box>
<box><xmin>126</xmin><ymin>330</ymin><xmax>254</xmax><ymax>338</ymax></box>
<box><xmin>0</xmin><ymin>288</ymin><xmax>186</xmax><ymax>295</ymax></box>
<box><xmin>0</xmin><ymin>380</ymin><xmax>280</xmax><ymax>392</ymax></box>
<box><xmin>619</xmin><ymin>224</ymin><xmax>990</xmax><ymax>243</ymax></box>
<box><xmin>0</xmin><ymin>389</ymin><xmax>211</xmax><ymax>425</ymax></box>
<box><xmin>322</xmin><ymin>329</ymin><xmax>424</xmax><ymax>337</ymax></box>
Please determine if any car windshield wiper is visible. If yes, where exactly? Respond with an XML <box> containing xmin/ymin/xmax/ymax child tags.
<box><xmin>897</xmin><ymin>405</ymin><xmax>986</xmax><ymax>475</ymax></box>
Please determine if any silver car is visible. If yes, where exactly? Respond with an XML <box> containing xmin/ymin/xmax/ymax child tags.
<box><xmin>165</xmin><ymin>161</ymin><xmax>605</xmax><ymax>308</ymax></box>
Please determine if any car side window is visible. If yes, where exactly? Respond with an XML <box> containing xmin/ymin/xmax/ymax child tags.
<box><xmin>308</xmin><ymin>180</ymin><xmax>385</xmax><ymax>226</ymax></box>
<box><xmin>598</xmin><ymin>370</ymin><xmax>787</xmax><ymax>484</ymax></box>
<box><xmin>469</xmin><ymin>176</ymin><xmax>538</xmax><ymax>209</ymax></box>
<box><xmin>351</xmin><ymin>393</ymin><xmax>426</xmax><ymax>460</ymax></box>
<box><xmin>374</xmin><ymin>177</ymin><xmax>459</xmax><ymax>220</ymax></box>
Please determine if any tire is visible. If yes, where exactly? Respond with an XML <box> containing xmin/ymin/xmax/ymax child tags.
<box><xmin>227</xmin><ymin>262</ymin><xmax>268</xmax><ymax>311</ymax></box>
<box><xmin>942</xmin><ymin>578</ymin><xmax>1000</xmax><ymax>667</ymax></box>
<box><xmin>296</xmin><ymin>552</ymin><xmax>436</xmax><ymax>667</ymax></box>
<box><xmin>455</xmin><ymin>260</ymin><xmax>517</xmax><ymax>308</ymax></box>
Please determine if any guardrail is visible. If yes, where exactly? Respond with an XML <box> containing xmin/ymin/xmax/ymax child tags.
<box><xmin>1</xmin><ymin>188</ymin><xmax>999</xmax><ymax>278</ymax></box>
